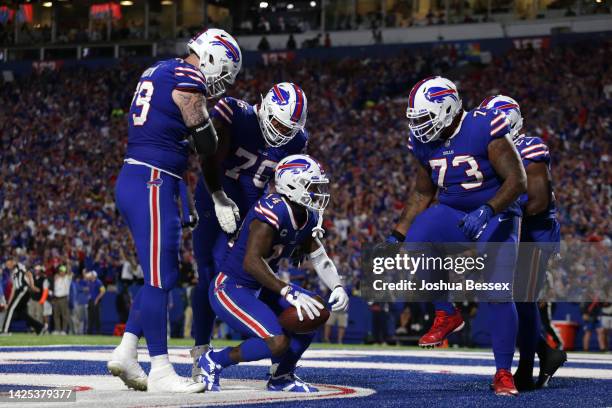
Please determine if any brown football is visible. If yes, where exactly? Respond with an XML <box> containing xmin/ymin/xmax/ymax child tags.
<box><xmin>278</xmin><ymin>295</ymin><xmax>330</xmax><ymax>334</ymax></box>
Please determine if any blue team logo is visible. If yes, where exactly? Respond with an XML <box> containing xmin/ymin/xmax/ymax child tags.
<box><xmin>211</xmin><ymin>35</ymin><xmax>241</xmax><ymax>63</ymax></box>
<box><xmin>271</xmin><ymin>85</ymin><xmax>291</xmax><ymax>106</ymax></box>
<box><xmin>277</xmin><ymin>159</ymin><xmax>310</xmax><ymax>176</ymax></box>
<box><xmin>146</xmin><ymin>178</ymin><xmax>163</xmax><ymax>188</ymax></box>
<box><xmin>425</xmin><ymin>87</ymin><xmax>458</xmax><ymax>104</ymax></box>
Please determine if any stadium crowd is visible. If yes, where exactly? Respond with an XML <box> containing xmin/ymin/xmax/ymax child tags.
<box><xmin>0</xmin><ymin>39</ymin><xmax>610</xmax><ymax>342</ymax></box>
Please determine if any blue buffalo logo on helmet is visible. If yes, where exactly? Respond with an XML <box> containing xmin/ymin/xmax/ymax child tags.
<box><xmin>424</xmin><ymin>87</ymin><xmax>459</xmax><ymax>104</ymax></box>
<box><xmin>211</xmin><ymin>35</ymin><xmax>241</xmax><ymax>63</ymax></box>
<box><xmin>276</xmin><ymin>159</ymin><xmax>311</xmax><ymax>177</ymax></box>
<box><xmin>271</xmin><ymin>85</ymin><xmax>291</xmax><ymax>106</ymax></box>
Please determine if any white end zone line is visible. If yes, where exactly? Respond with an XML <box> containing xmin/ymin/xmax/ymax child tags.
<box><xmin>0</xmin><ymin>375</ymin><xmax>375</xmax><ymax>408</ymax></box>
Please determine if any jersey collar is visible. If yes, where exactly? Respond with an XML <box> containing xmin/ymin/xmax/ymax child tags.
<box><xmin>281</xmin><ymin>197</ymin><xmax>309</xmax><ymax>230</ymax></box>
<box><xmin>448</xmin><ymin>111</ymin><xmax>467</xmax><ymax>141</ymax></box>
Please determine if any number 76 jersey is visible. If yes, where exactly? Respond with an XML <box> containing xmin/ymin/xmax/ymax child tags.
<box><xmin>408</xmin><ymin>108</ymin><xmax>521</xmax><ymax>216</ymax></box>
<box><xmin>210</xmin><ymin>96</ymin><xmax>308</xmax><ymax>211</ymax></box>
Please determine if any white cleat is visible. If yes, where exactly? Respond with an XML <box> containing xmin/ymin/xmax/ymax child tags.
<box><xmin>148</xmin><ymin>364</ymin><xmax>205</xmax><ymax>393</ymax></box>
<box><xmin>107</xmin><ymin>347</ymin><xmax>148</xmax><ymax>391</ymax></box>
<box><xmin>190</xmin><ymin>345</ymin><xmax>209</xmax><ymax>382</ymax></box>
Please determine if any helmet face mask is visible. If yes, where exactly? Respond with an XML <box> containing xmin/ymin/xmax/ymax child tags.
<box><xmin>258</xmin><ymin>83</ymin><xmax>307</xmax><ymax>147</ymax></box>
<box><xmin>406</xmin><ymin>76</ymin><xmax>462</xmax><ymax>143</ymax></box>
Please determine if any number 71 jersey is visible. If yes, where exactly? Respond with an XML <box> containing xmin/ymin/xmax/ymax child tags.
<box><xmin>408</xmin><ymin>108</ymin><xmax>521</xmax><ymax>215</ymax></box>
<box><xmin>126</xmin><ymin>58</ymin><xmax>208</xmax><ymax>176</ymax></box>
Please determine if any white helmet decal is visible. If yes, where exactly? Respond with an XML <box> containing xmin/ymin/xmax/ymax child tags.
<box><xmin>187</xmin><ymin>28</ymin><xmax>242</xmax><ymax>99</ymax></box>
<box><xmin>258</xmin><ymin>82</ymin><xmax>307</xmax><ymax>147</ymax></box>
<box><xmin>406</xmin><ymin>76</ymin><xmax>463</xmax><ymax>143</ymax></box>
<box><xmin>480</xmin><ymin>95</ymin><xmax>524</xmax><ymax>140</ymax></box>
<box><xmin>274</xmin><ymin>154</ymin><xmax>329</xmax><ymax>212</ymax></box>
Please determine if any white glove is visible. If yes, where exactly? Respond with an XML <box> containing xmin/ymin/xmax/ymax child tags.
<box><xmin>281</xmin><ymin>286</ymin><xmax>324</xmax><ymax>321</ymax></box>
<box><xmin>329</xmin><ymin>286</ymin><xmax>349</xmax><ymax>312</ymax></box>
<box><xmin>212</xmin><ymin>191</ymin><xmax>240</xmax><ymax>234</ymax></box>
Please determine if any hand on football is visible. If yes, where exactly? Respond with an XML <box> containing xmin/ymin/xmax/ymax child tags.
<box><xmin>212</xmin><ymin>191</ymin><xmax>240</xmax><ymax>234</ymax></box>
<box><xmin>281</xmin><ymin>286</ymin><xmax>324</xmax><ymax>321</ymax></box>
<box><xmin>459</xmin><ymin>204</ymin><xmax>493</xmax><ymax>240</ymax></box>
<box><xmin>329</xmin><ymin>286</ymin><xmax>349</xmax><ymax>312</ymax></box>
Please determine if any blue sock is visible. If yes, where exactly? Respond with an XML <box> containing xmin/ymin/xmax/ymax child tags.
<box><xmin>191</xmin><ymin>264</ymin><xmax>215</xmax><ymax>345</ymax></box>
<box><xmin>433</xmin><ymin>302</ymin><xmax>455</xmax><ymax>314</ymax></box>
<box><xmin>139</xmin><ymin>285</ymin><xmax>168</xmax><ymax>357</ymax></box>
<box><xmin>489</xmin><ymin>302</ymin><xmax>518</xmax><ymax>371</ymax></box>
<box><xmin>275</xmin><ymin>333</ymin><xmax>315</xmax><ymax>376</ymax></box>
<box><xmin>212</xmin><ymin>338</ymin><xmax>272</xmax><ymax>368</ymax></box>
<box><xmin>125</xmin><ymin>287</ymin><xmax>144</xmax><ymax>337</ymax></box>
<box><xmin>210</xmin><ymin>347</ymin><xmax>235</xmax><ymax>368</ymax></box>
<box><xmin>515</xmin><ymin>302</ymin><xmax>540</xmax><ymax>375</ymax></box>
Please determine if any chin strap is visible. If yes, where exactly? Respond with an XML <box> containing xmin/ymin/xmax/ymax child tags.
<box><xmin>311</xmin><ymin>209</ymin><xmax>325</xmax><ymax>239</ymax></box>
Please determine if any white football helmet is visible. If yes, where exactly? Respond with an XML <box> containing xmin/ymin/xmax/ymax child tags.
<box><xmin>479</xmin><ymin>95</ymin><xmax>523</xmax><ymax>140</ymax></box>
<box><xmin>187</xmin><ymin>28</ymin><xmax>242</xmax><ymax>98</ymax></box>
<box><xmin>274</xmin><ymin>154</ymin><xmax>329</xmax><ymax>211</ymax></box>
<box><xmin>258</xmin><ymin>82</ymin><xmax>307</xmax><ymax>147</ymax></box>
<box><xmin>406</xmin><ymin>76</ymin><xmax>462</xmax><ymax>143</ymax></box>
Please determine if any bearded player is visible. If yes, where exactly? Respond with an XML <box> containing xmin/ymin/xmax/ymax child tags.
<box><xmin>197</xmin><ymin>155</ymin><xmax>349</xmax><ymax>392</ymax></box>
<box><xmin>480</xmin><ymin>95</ymin><xmax>567</xmax><ymax>391</ymax></box>
<box><xmin>387</xmin><ymin>77</ymin><xmax>527</xmax><ymax>395</ymax></box>
<box><xmin>108</xmin><ymin>29</ymin><xmax>241</xmax><ymax>393</ymax></box>
<box><xmin>190</xmin><ymin>83</ymin><xmax>309</xmax><ymax>380</ymax></box>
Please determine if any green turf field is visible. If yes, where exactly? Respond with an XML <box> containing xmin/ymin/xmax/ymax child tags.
<box><xmin>0</xmin><ymin>333</ymin><xmax>483</xmax><ymax>351</ymax></box>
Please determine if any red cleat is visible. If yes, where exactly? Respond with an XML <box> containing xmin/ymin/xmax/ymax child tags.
<box><xmin>492</xmin><ymin>369</ymin><xmax>519</xmax><ymax>396</ymax></box>
<box><xmin>418</xmin><ymin>309</ymin><xmax>464</xmax><ymax>347</ymax></box>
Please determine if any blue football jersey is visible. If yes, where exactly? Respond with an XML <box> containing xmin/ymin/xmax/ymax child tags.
<box><xmin>126</xmin><ymin>58</ymin><xmax>208</xmax><ymax>176</ymax></box>
<box><xmin>219</xmin><ymin>193</ymin><xmax>318</xmax><ymax>289</ymax></box>
<box><xmin>514</xmin><ymin>135</ymin><xmax>556</xmax><ymax>220</ymax></box>
<box><xmin>408</xmin><ymin>108</ymin><xmax>521</xmax><ymax>215</ymax></box>
<box><xmin>210</xmin><ymin>97</ymin><xmax>308</xmax><ymax>206</ymax></box>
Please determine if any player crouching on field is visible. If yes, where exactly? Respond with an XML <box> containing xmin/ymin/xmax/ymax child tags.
<box><xmin>197</xmin><ymin>154</ymin><xmax>349</xmax><ymax>392</ymax></box>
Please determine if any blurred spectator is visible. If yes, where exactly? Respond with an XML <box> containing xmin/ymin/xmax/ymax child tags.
<box><xmin>258</xmin><ymin>35</ymin><xmax>271</xmax><ymax>51</ymax></box>
<box><xmin>581</xmin><ymin>302</ymin><xmax>606</xmax><ymax>351</ymax></box>
<box><xmin>324</xmin><ymin>32</ymin><xmax>331</xmax><ymax>47</ymax></box>
<box><xmin>52</xmin><ymin>264</ymin><xmax>72</xmax><ymax>335</ymax></box>
<box><xmin>324</xmin><ymin>308</ymin><xmax>348</xmax><ymax>344</ymax></box>
<box><xmin>370</xmin><ymin>302</ymin><xmax>389</xmax><ymax>344</ymax></box>
<box><xmin>116</xmin><ymin>284</ymin><xmax>131</xmax><ymax>324</ymax></box>
<box><xmin>72</xmin><ymin>273</ymin><xmax>90</xmax><ymax>335</ymax></box>
<box><xmin>287</xmin><ymin>34</ymin><xmax>297</xmax><ymax>50</ymax></box>
<box><xmin>86</xmin><ymin>271</ymin><xmax>105</xmax><ymax>335</ymax></box>
<box><xmin>28</xmin><ymin>265</ymin><xmax>49</xmax><ymax>332</ymax></box>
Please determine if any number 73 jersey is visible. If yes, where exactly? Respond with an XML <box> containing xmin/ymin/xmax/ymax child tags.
<box><xmin>408</xmin><ymin>108</ymin><xmax>521</xmax><ymax>215</ymax></box>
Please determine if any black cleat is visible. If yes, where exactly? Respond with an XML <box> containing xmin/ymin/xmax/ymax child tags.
<box><xmin>536</xmin><ymin>346</ymin><xmax>567</xmax><ymax>388</ymax></box>
<box><xmin>513</xmin><ymin>372</ymin><xmax>536</xmax><ymax>392</ymax></box>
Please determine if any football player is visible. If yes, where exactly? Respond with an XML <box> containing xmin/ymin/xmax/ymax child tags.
<box><xmin>190</xmin><ymin>83</ymin><xmax>309</xmax><ymax>379</ymax></box>
<box><xmin>197</xmin><ymin>154</ymin><xmax>349</xmax><ymax>392</ymax></box>
<box><xmin>108</xmin><ymin>29</ymin><xmax>241</xmax><ymax>393</ymax></box>
<box><xmin>480</xmin><ymin>95</ymin><xmax>567</xmax><ymax>390</ymax></box>
<box><xmin>387</xmin><ymin>77</ymin><xmax>527</xmax><ymax>395</ymax></box>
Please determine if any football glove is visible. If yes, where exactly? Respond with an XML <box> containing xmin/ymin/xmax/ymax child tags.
<box><xmin>329</xmin><ymin>286</ymin><xmax>349</xmax><ymax>312</ymax></box>
<box><xmin>281</xmin><ymin>286</ymin><xmax>324</xmax><ymax>321</ymax></box>
<box><xmin>212</xmin><ymin>190</ymin><xmax>240</xmax><ymax>234</ymax></box>
<box><xmin>459</xmin><ymin>204</ymin><xmax>494</xmax><ymax>240</ymax></box>
<box><xmin>386</xmin><ymin>230</ymin><xmax>406</xmax><ymax>244</ymax></box>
